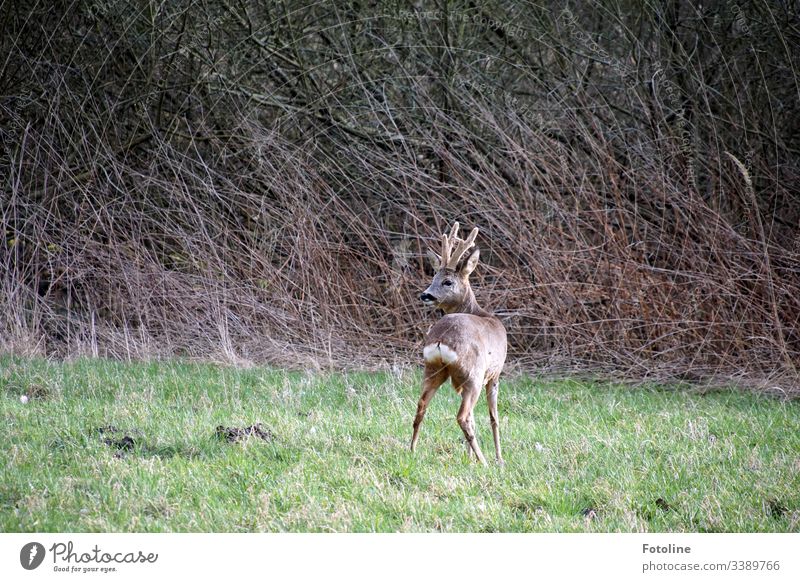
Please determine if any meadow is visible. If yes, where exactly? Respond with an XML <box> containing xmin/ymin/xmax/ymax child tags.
<box><xmin>1</xmin><ymin>355</ymin><xmax>798</xmax><ymax>532</ymax></box>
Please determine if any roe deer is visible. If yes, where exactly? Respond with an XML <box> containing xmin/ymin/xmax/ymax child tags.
<box><xmin>410</xmin><ymin>222</ymin><xmax>507</xmax><ymax>465</ymax></box>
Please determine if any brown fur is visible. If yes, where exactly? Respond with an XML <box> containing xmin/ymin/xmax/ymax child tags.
<box><xmin>411</xmin><ymin>223</ymin><xmax>508</xmax><ymax>465</ymax></box>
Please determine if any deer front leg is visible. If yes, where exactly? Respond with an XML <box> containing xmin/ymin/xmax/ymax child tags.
<box><xmin>486</xmin><ymin>379</ymin><xmax>503</xmax><ymax>465</ymax></box>
<box><xmin>410</xmin><ymin>364</ymin><xmax>448</xmax><ymax>452</ymax></box>
<box><xmin>456</xmin><ymin>385</ymin><xmax>487</xmax><ymax>465</ymax></box>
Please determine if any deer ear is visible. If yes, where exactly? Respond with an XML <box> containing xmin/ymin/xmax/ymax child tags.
<box><xmin>460</xmin><ymin>248</ymin><xmax>480</xmax><ymax>277</ymax></box>
<box><xmin>426</xmin><ymin>248</ymin><xmax>441</xmax><ymax>270</ymax></box>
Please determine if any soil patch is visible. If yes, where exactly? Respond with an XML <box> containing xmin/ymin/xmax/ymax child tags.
<box><xmin>96</xmin><ymin>425</ymin><xmax>139</xmax><ymax>456</ymax></box>
<box><xmin>216</xmin><ymin>423</ymin><xmax>274</xmax><ymax>443</ymax></box>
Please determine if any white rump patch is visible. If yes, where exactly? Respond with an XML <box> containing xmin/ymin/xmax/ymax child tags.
<box><xmin>423</xmin><ymin>342</ymin><xmax>458</xmax><ymax>364</ymax></box>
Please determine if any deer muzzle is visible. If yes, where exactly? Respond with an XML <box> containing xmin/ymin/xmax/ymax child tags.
<box><xmin>420</xmin><ymin>292</ymin><xmax>437</xmax><ymax>305</ymax></box>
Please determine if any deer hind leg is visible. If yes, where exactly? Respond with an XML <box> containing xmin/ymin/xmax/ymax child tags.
<box><xmin>456</xmin><ymin>380</ymin><xmax>487</xmax><ymax>465</ymax></box>
<box><xmin>486</xmin><ymin>379</ymin><xmax>503</xmax><ymax>465</ymax></box>
<box><xmin>463</xmin><ymin>410</ymin><xmax>476</xmax><ymax>458</ymax></box>
<box><xmin>410</xmin><ymin>363</ymin><xmax>448</xmax><ymax>452</ymax></box>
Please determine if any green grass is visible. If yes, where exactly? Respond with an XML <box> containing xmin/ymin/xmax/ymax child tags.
<box><xmin>1</xmin><ymin>354</ymin><xmax>799</xmax><ymax>532</ymax></box>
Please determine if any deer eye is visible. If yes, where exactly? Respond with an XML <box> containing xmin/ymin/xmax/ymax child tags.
<box><xmin>442</xmin><ymin>279</ymin><xmax>453</xmax><ymax>287</ymax></box>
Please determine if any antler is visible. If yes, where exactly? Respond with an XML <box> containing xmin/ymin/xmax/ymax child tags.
<box><xmin>433</xmin><ymin>222</ymin><xmax>479</xmax><ymax>270</ymax></box>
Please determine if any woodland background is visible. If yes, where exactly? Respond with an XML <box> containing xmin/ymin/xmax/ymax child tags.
<box><xmin>2</xmin><ymin>0</ymin><xmax>799</xmax><ymax>392</ymax></box>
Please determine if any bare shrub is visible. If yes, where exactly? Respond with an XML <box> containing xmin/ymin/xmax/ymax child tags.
<box><xmin>1</xmin><ymin>1</ymin><xmax>798</xmax><ymax>391</ymax></box>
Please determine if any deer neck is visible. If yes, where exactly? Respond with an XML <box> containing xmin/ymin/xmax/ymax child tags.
<box><xmin>443</xmin><ymin>286</ymin><xmax>492</xmax><ymax>317</ymax></box>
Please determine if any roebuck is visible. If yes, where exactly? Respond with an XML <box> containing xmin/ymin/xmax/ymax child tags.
<box><xmin>410</xmin><ymin>222</ymin><xmax>507</xmax><ymax>465</ymax></box>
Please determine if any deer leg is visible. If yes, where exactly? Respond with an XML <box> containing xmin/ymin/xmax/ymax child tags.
<box><xmin>410</xmin><ymin>364</ymin><xmax>448</xmax><ymax>452</ymax></box>
<box><xmin>486</xmin><ymin>379</ymin><xmax>503</xmax><ymax>465</ymax></box>
<box><xmin>464</xmin><ymin>410</ymin><xmax>476</xmax><ymax>458</ymax></box>
<box><xmin>456</xmin><ymin>384</ymin><xmax>487</xmax><ymax>465</ymax></box>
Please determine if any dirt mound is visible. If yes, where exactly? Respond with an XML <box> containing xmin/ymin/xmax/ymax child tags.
<box><xmin>96</xmin><ymin>425</ymin><xmax>138</xmax><ymax>455</ymax></box>
<box><xmin>215</xmin><ymin>424</ymin><xmax>274</xmax><ymax>443</ymax></box>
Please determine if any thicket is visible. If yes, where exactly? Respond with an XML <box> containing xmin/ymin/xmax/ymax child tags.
<box><xmin>2</xmin><ymin>1</ymin><xmax>799</xmax><ymax>391</ymax></box>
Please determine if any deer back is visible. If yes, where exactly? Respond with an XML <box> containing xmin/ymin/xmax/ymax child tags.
<box><xmin>424</xmin><ymin>313</ymin><xmax>507</xmax><ymax>380</ymax></box>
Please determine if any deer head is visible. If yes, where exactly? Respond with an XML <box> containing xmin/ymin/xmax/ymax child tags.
<box><xmin>419</xmin><ymin>222</ymin><xmax>482</xmax><ymax>314</ymax></box>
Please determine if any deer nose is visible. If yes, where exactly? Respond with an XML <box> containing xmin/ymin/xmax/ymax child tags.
<box><xmin>420</xmin><ymin>292</ymin><xmax>437</xmax><ymax>303</ymax></box>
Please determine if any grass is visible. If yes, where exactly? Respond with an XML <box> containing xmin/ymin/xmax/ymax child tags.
<box><xmin>1</xmin><ymin>354</ymin><xmax>799</xmax><ymax>532</ymax></box>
